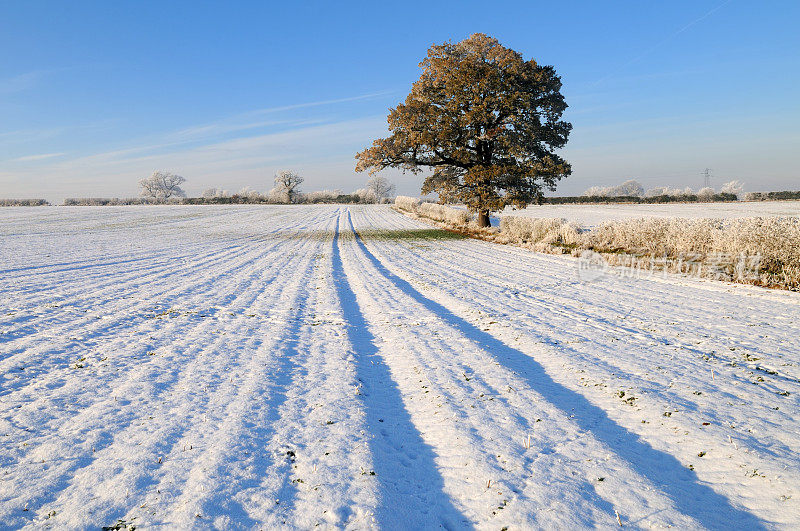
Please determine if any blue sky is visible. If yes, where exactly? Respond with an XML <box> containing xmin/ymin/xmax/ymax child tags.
<box><xmin>1</xmin><ymin>0</ymin><xmax>798</xmax><ymax>201</ymax></box>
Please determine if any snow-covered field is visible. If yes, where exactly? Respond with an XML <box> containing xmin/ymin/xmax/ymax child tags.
<box><xmin>499</xmin><ymin>200</ymin><xmax>800</xmax><ymax>227</ymax></box>
<box><xmin>1</xmin><ymin>204</ymin><xmax>799</xmax><ymax>529</ymax></box>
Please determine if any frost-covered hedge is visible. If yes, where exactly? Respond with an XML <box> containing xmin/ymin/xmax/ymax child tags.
<box><xmin>744</xmin><ymin>191</ymin><xmax>800</xmax><ymax>201</ymax></box>
<box><xmin>0</xmin><ymin>199</ymin><xmax>49</xmax><ymax>206</ymax></box>
<box><xmin>583</xmin><ymin>217</ymin><xmax>800</xmax><ymax>288</ymax></box>
<box><xmin>499</xmin><ymin>216</ymin><xmax>582</xmax><ymax>246</ymax></box>
<box><xmin>63</xmin><ymin>197</ymin><xmax>181</xmax><ymax>206</ymax></box>
<box><xmin>393</xmin><ymin>197</ymin><xmax>472</xmax><ymax>225</ymax></box>
<box><xmin>395</xmin><ymin>197</ymin><xmax>800</xmax><ymax>289</ymax></box>
<box><xmin>394</xmin><ymin>196</ymin><xmax>421</xmax><ymax>213</ymax></box>
<box><xmin>417</xmin><ymin>202</ymin><xmax>471</xmax><ymax>226</ymax></box>
<box><xmin>497</xmin><ymin>215</ymin><xmax>800</xmax><ymax>289</ymax></box>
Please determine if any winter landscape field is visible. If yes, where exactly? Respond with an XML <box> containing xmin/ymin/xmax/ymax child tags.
<box><xmin>1</xmin><ymin>204</ymin><xmax>799</xmax><ymax>529</ymax></box>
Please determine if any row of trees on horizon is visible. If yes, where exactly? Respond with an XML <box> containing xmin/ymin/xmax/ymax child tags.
<box><xmin>582</xmin><ymin>179</ymin><xmax>746</xmax><ymax>201</ymax></box>
<box><xmin>133</xmin><ymin>169</ymin><xmax>397</xmax><ymax>205</ymax></box>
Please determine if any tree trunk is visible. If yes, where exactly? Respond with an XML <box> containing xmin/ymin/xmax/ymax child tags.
<box><xmin>477</xmin><ymin>210</ymin><xmax>491</xmax><ymax>228</ymax></box>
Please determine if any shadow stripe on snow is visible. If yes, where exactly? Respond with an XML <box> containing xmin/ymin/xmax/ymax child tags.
<box><xmin>332</xmin><ymin>211</ymin><xmax>472</xmax><ymax>530</ymax></box>
<box><xmin>346</xmin><ymin>211</ymin><xmax>766</xmax><ymax>531</ymax></box>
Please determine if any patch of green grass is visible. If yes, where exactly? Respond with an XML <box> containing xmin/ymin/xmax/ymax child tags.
<box><xmin>356</xmin><ymin>228</ymin><xmax>466</xmax><ymax>241</ymax></box>
<box><xmin>250</xmin><ymin>227</ymin><xmax>466</xmax><ymax>242</ymax></box>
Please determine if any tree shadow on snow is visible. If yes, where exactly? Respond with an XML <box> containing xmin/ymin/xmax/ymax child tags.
<box><xmin>346</xmin><ymin>213</ymin><xmax>766</xmax><ymax>531</ymax></box>
<box><xmin>332</xmin><ymin>215</ymin><xmax>472</xmax><ymax>530</ymax></box>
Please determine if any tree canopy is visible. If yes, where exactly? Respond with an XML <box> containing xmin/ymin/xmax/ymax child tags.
<box><xmin>272</xmin><ymin>170</ymin><xmax>304</xmax><ymax>203</ymax></box>
<box><xmin>356</xmin><ymin>33</ymin><xmax>572</xmax><ymax>226</ymax></box>
<box><xmin>139</xmin><ymin>171</ymin><xmax>186</xmax><ymax>199</ymax></box>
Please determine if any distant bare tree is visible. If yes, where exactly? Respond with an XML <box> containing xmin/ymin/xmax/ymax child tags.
<box><xmin>202</xmin><ymin>187</ymin><xmax>229</xmax><ymax>199</ymax></box>
<box><xmin>139</xmin><ymin>171</ymin><xmax>186</xmax><ymax>199</ymax></box>
<box><xmin>273</xmin><ymin>170</ymin><xmax>304</xmax><ymax>203</ymax></box>
<box><xmin>366</xmin><ymin>176</ymin><xmax>396</xmax><ymax>200</ymax></box>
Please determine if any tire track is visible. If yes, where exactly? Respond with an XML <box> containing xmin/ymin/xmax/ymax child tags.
<box><xmin>331</xmin><ymin>211</ymin><xmax>471</xmax><ymax>529</ymax></box>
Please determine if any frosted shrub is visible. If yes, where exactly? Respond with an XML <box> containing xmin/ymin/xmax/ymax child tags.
<box><xmin>744</xmin><ymin>192</ymin><xmax>762</xmax><ymax>201</ymax></box>
<box><xmin>582</xmin><ymin>180</ymin><xmax>644</xmax><ymax>198</ymax></box>
<box><xmin>353</xmin><ymin>188</ymin><xmax>379</xmax><ymax>204</ymax></box>
<box><xmin>743</xmin><ymin>191</ymin><xmax>800</xmax><ymax>201</ymax></box>
<box><xmin>697</xmin><ymin>187</ymin><xmax>715</xmax><ymax>202</ymax></box>
<box><xmin>63</xmin><ymin>197</ymin><xmax>169</xmax><ymax>206</ymax></box>
<box><xmin>447</xmin><ymin>207</ymin><xmax>473</xmax><ymax>225</ymax></box>
<box><xmin>558</xmin><ymin>221</ymin><xmax>583</xmax><ymax>246</ymax></box>
<box><xmin>395</xmin><ymin>196</ymin><xmax>420</xmax><ymax>213</ymax></box>
<box><xmin>500</xmin><ymin>216</ymin><xmax>581</xmax><ymax>246</ymax></box>
<box><xmin>237</xmin><ymin>187</ymin><xmax>262</xmax><ymax>200</ymax></box>
<box><xmin>0</xmin><ymin>199</ymin><xmax>49</xmax><ymax>206</ymax></box>
<box><xmin>586</xmin><ymin>218</ymin><xmax>718</xmax><ymax>256</ymax></box>
<box><xmin>645</xmin><ymin>186</ymin><xmax>694</xmax><ymax>198</ymax></box>
<box><xmin>583</xmin><ymin>217</ymin><xmax>800</xmax><ymax>288</ymax></box>
<box><xmin>266</xmin><ymin>187</ymin><xmax>290</xmax><ymax>203</ymax></box>
<box><xmin>721</xmin><ymin>180</ymin><xmax>745</xmax><ymax>199</ymax></box>
<box><xmin>394</xmin><ymin>197</ymin><xmax>472</xmax><ymax>225</ymax></box>
<box><xmin>714</xmin><ymin>217</ymin><xmax>800</xmax><ymax>285</ymax></box>
<box><xmin>304</xmin><ymin>189</ymin><xmax>343</xmax><ymax>202</ymax></box>
<box><xmin>417</xmin><ymin>202</ymin><xmax>471</xmax><ymax>225</ymax></box>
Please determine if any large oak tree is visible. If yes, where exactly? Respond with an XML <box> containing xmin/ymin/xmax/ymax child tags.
<box><xmin>356</xmin><ymin>34</ymin><xmax>572</xmax><ymax>227</ymax></box>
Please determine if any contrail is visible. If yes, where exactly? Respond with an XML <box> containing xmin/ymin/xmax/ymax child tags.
<box><xmin>590</xmin><ymin>0</ymin><xmax>733</xmax><ymax>88</ymax></box>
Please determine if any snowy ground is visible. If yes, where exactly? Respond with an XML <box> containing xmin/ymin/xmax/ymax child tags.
<box><xmin>1</xmin><ymin>205</ymin><xmax>799</xmax><ymax>529</ymax></box>
<box><xmin>498</xmin><ymin>200</ymin><xmax>800</xmax><ymax>227</ymax></box>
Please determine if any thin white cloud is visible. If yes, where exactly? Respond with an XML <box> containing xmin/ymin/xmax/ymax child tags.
<box><xmin>12</xmin><ymin>152</ymin><xmax>66</xmax><ymax>162</ymax></box>
<box><xmin>247</xmin><ymin>90</ymin><xmax>396</xmax><ymax>116</ymax></box>
<box><xmin>3</xmin><ymin>90</ymin><xmax>394</xmax><ymax>167</ymax></box>
<box><xmin>0</xmin><ymin>71</ymin><xmax>44</xmax><ymax>95</ymax></box>
<box><xmin>0</xmin><ymin>127</ymin><xmax>63</xmax><ymax>141</ymax></box>
<box><xmin>165</xmin><ymin>117</ymin><xmax>327</xmax><ymax>142</ymax></box>
<box><xmin>58</xmin><ymin>116</ymin><xmax>386</xmax><ymax>170</ymax></box>
<box><xmin>163</xmin><ymin>90</ymin><xmax>394</xmax><ymax>142</ymax></box>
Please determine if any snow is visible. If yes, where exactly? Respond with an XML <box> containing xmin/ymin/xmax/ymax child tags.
<box><xmin>1</xmin><ymin>204</ymin><xmax>799</xmax><ymax>529</ymax></box>
<box><xmin>499</xmin><ymin>200</ymin><xmax>800</xmax><ymax>227</ymax></box>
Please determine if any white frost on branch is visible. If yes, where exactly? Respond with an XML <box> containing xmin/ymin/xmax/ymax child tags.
<box><xmin>139</xmin><ymin>171</ymin><xmax>187</xmax><ymax>199</ymax></box>
<box><xmin>583</xmin><ymin>180</ymin><xmax>644</xmax><ymax>198</ymax></box>
<box><xmin>273</xmin><ymin>170</ymin><xmax>304</xmax><ymax>203</ymax></box>
<box><xmin>721</xmin><ymin>180</ymin><xmax>745</xmax><ymax>199</ymax></box>
<box><xmin>366</xmin><ymin>176</ymin><xmax>396</xmax><ymax>200</ymax></box>
<box><xmin>645</xmin><ymin>186</ymin><xmax>694</xmax><ymax>198</ymax></box>
<box><xmin>697</xmin><ymin>187</ymin><xmax>715</xmax><ymax>201</ymax></box>
<box><xmin>202</xmin><ymin>187</ymin><xmax>229</xmax><ymax>199</ymax></box>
